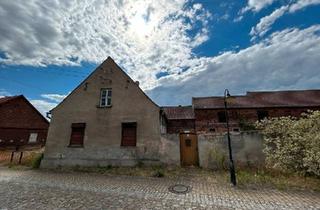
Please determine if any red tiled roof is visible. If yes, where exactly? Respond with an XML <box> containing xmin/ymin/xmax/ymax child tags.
<box><xmin>162</xmin><ymin>106</ymin><xmax>195</xmax><ymax>120</ymax></box>
<box><xmin>193</xmin><ymin>90</ymin><xmax>320</xmax><ymax>109</ymax></box>
<box><xmin>0</xmin><ymin>96</ymin><xmax>20</xmax><ymax>105</ymax></box>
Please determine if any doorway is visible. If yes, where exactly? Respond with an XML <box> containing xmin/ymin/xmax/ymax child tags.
<box><xmin>179</xmin><ymin>132</ymin><xmax>199</xmax><ymax>166</ymax></box>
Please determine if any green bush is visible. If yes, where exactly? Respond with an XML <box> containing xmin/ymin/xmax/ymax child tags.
<box><xmin>31</xmin><ymin>153</ymin><xmax>44</xmax><ymax>169</ymax></box>
<box><xmin>256</xmin><ymin>111</ymin><xmax>320</xmax><ymax>177</ymax></box>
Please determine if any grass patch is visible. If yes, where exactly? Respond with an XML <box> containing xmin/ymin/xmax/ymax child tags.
<box><xmin>67</xmin><ymin>164</ymin><xmax>167</xmax><ymax>178</ymax></box>
<box><xmin>31</xmin><ymin>153</ymin><xmax>44</xmax><ymax>169</ymax></box>
<box><xmin>236</xmin><ymin>168</ymin><xmax>320</xmax><ymax>191</ymax></box>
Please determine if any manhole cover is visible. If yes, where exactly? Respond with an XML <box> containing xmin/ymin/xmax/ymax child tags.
<box><xmin>168</xmin><ymin>184</ymin><xmax>191</xmax><ymax>194</ymax></box>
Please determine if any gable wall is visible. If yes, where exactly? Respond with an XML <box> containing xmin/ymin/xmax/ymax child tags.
<box><xmin>43</xmin><ymin>58</ymin><xmax>161</xmax><ymax>167</ymax></box>
<box><xmin>0</xmin><ymin>97</ymin><xmax>49</xmax><ymax>129</ymax></box>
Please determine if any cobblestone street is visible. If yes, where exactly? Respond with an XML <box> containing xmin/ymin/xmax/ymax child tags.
<box><xmin>0</xmin><ymin>167</ymin><xmax>319</xmax><ymax>209</ymax></box>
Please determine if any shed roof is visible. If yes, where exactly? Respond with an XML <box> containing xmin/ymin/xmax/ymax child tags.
<box><xmin>193</xmin><ymin>90</ymin><xmax>320</xmax><ymax>109</ymax></box>
<box><xmin>162</xmin><ymin>106</ymin><xmax>195</xmax><ymax>120</ymax></box>
<box><xmin>0</xmin><ymin>96</ymin><xmax>20</xmax><ymax>105</ymax></box>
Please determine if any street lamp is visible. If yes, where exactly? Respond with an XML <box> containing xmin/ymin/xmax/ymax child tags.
<box><xmin>224</xmin><ymin>89</ymin><xmax>237</xmax><ymax>186</ymax></box>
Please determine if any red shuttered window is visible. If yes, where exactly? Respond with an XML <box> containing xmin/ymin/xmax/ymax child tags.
<box><xmin>121</xmin><ymin>122</ymin><xmax>137</xmax><ymax>147</ymax></box>
<box><xmin>69</xmin><ymin>123</ymin><xmax>86</xmax><ymax>147</ymax></box>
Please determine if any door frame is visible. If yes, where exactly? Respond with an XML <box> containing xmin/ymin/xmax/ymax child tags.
<box><xmin>179</xmin><ymin>132</ymin><xmax>199</xmax><ymax>167</ymax></box>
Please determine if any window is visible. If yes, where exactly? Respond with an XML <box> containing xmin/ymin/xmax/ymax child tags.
<box><xmin>69</xmin><ymin>123</ymin><xmax>86</xmax><ymax>147</ymax></box>
<box><xmin>100</xmin><ymin>88</ymin><xmax>112</xmax><ymax>107</ymax></box>
<box><xmin>233</xmin><ymin>128</ymin><xmax>240</xmax><ymax>132</ymax></box>
<box><xmin>257</xmin><ymin>110</ymin><xmax>269</xmax><ymax>121</ymax></box>
<box><xmin>209</xmin><ymin>128</ymin><xmax>216</xmax><ymax>132</ymax></box>
<box><xmin>121</xmin><ymin>122</ymin><xmax>137</xmax><ymax>147</ymax></box>
<box><xmin>28</xmin><ymin>133</ymin><xmax>38</xmax><ymax>143</ymax></box>
<box><xmin>185</xmin><ymin>139</ymin><xmax>192</xmax><ymax>147</ymax></box>
<box><xmin>217</xmin><ymin>111</ymin><xmax>227</xmax><ymax>123</ymax></box>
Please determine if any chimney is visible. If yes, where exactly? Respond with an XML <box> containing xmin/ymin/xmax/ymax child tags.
<box><xmin>135</xmin><ymin>81</ymin><xmax>140</xmax><ymax>86</ymax></box>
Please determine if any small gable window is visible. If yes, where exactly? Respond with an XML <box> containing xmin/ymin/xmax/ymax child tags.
<box><xmin>100</xmin><ymin>88</ymin><xmax>112</xmax><ymax>107</ymax></box>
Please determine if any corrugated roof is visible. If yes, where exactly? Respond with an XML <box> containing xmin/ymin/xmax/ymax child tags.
<box><xmin>193</xmin><ymin>90</ymin><xmax>320</xmax><ymax>109</ymax></box>
<box><xmin>162</xmin><ymin>106</ymin><xmax>195</xmax><ymax>120</ymax></box>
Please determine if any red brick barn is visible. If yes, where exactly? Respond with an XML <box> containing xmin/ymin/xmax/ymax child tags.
<box><xmin>0</xmin><ymin>95</ymin><xmax>49</xmax><ymax>151</ymax></box>
<box><xmin>192</xmin><ymin>90</ymin><xmax>320</xmax><ymax>133</ymax></box>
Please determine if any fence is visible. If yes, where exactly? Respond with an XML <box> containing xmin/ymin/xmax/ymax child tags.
<box><xmin>0</xmin><ymin>149</ymin><xmax>44</xmax><ymax>165</ymax></box>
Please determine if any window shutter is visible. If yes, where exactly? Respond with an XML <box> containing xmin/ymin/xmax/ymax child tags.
<box><xmin>121</xmin><ymin>123</ymin><xmax>137</xmax><ymax>146</ymax></box>
<box><xmin>70</xmin><ymin>123</ymin><xmax>85</xmax><ymax>146</ymax></box>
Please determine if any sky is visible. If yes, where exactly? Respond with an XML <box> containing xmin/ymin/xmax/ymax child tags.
<box><xmin>0</xmin><ymin>0</ymin><xmax>320</xmax><ymax>116</ymax></box>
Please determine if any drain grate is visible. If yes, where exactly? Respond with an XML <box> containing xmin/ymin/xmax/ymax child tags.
<box><xmin>168</xmin><ymin>184</ymin><xmax>192</xmax><ymax>194</ymax></box>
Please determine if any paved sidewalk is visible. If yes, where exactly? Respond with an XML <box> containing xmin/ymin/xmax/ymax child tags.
<box><xmin>0</xmin><ymin>168</ymin><xmax>319</xmax><ymax>209</ymax></box>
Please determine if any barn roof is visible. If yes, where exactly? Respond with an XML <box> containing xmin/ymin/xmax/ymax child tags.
<box><xmin>162</xmin><ymin>106</ymin><xmax>195</xmax><ymax>120</ymax></box>
<box><xmin>193</xmin><ymin>90</ymin><xmax>320</xmax><ymax>109</ymax></box>
<box><xmin>0</xmin><ymin>96</ymin><xmax>20</xmax><ymax>105</ymax></box>
<box><xmin>0</xmin><ymin>95</ymin><xmax>49</xmax><ymax>124</ymax></box>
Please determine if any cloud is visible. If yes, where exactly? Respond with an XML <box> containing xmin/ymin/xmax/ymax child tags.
<box><xmin>289</xmin><ymin>0</ymin><xmax>320</xmax><ymax>12</ymax></box>
<box><xmin>0</xmin><ymin>0</ymin><xmax>212</xmax><ymax>90</ymax></box>
<box><xmin>148</xmin><ymin>25</ymin><xmax>320</xmax><ymax>105</ymax></box>
<box><xmin>242</xmin><ymin>0</ymin><xmax>277</xmax><ymax>13</ymax></box>
<box><xmin>250</xmin><ymin>0</ymin><xmax>320</xmax><ymax>40</ymax></box>
<box><xmin>29</xmin><ymin>99</ymin><xmax>57</xmax><ymax>117</ymax></box>
<box><xmin>41</xmin><ymin>93</ymin><xmax>67</xmax><ymax>103</ymax></box>
<box><xmin>250</xmin><ymin>5</ymin><xmax>288</xmax><ymax>40</ymax></box>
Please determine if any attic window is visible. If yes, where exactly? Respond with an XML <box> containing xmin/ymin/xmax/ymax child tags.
<box><xmin>100</xmin><ymin>88</ymin><xmax>112</xmax><ymax>107</ymax></box>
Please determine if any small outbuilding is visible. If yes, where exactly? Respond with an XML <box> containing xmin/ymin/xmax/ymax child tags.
<box><xmin>0</xmin><ymin>95</ymin><xmax>49</xmax><ymax>151</ymax></box>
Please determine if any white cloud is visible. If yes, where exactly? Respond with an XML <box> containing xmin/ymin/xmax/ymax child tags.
<box><xmin>148</xmin><ymin>25</ymin><xmax>320</xmax><ymax>105</ymax></box>
<box><xmin>250</xmin><ymin>5</ymin><xmax>288</xmax><ymax>40</ymax></box>
<box><xmin>29</xmin><ymin>99</ymin><xmax>57</xmax><ymax>117</ymax></box>
<box><xmin>250</xmin><ymin>0</ymin><xmax>320</xmax><ymax>40</ymax></box>
<box><xmin>41</xmin><ymin>93</ymin><xmax>67</xmax><ymax>103</ymax></box>
<box><xmin>0</xmin><ymin>0</ymin><xmax>211</xmax><ymax>90</ymax></box>
<box><xmin>289</xmin><ymin>0</ymin><xmax>320</xmax><ymax>12</ymax></box>
<box><xmin>242</xmin><ymin>0</ymin><xmax>277</xmax><ymax>13</ymax></box>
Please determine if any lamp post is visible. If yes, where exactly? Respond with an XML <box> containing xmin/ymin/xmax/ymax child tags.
<box><xmin>224</xmin><ymin>89</ymin><xmax>237</xmax><ymax>186</ymax></box>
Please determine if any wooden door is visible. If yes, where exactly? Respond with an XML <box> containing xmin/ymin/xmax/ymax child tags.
<box><xmin>180</xmin><ymin>133</ymin><xmax>199</xmax><ymax>166</ymax></box>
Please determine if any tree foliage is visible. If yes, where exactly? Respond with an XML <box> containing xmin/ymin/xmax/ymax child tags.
<box><xmin>256</xmin><ymin>111</ymin><xmax>320</xmax><ymax>177</ymax></box>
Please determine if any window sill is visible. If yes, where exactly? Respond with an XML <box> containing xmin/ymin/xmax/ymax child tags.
<box><xmin>96</xmin><ymin>105</ymin><xmax>112</xmax><ymax>108</ymax></box>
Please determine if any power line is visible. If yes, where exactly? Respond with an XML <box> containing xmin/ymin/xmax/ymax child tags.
<box><xmin>0</xmin><ymin>76</ymin><xmax>52</xmax><ymax>93</ymax></box>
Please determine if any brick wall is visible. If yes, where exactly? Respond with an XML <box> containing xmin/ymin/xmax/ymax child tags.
<box><xmin>0</xmin><ymin>97</ymin><xmax>49</xmax><ymax>129</ymax></box>
<box><xmin>195</xmin><ymin>107</ymin><xmax>320</xmax><ymax>133</ymax></box>
<box><xmin>166</xmin><ymin>119</ymin><xmax>195</xmax><ymax>134</ymax></box>
<box><xmin>0</xmin><ymin>96</ymin><xmax>49</xmax><ymax>150</ymax></box>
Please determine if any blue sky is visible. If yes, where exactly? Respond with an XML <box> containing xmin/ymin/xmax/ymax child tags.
<box><xmin>0</xmin><ymin>0</ymin><xmax>320</xmax><ymax>115</ymax></box>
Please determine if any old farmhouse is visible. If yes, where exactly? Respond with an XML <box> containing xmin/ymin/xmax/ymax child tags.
<box><xmin>0</xmin><ymin>95</ymin><xmax>49</xmax><ymax>151</ymax></box>
<box><xmin>42</xmin><ymin>57</ymin><xmax>320</xmax><ymax>168</ymax></box>
<box><xmin>42</xmin><ymin>57</ymin><xmax>161</xmax><ymax>168</ymax></box>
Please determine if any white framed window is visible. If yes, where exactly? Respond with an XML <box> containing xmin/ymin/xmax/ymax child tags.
<box><xmin>28</xmin><ymin>133</ymin><xmax>38</xmax><ymax>143</ymax></box>
<box><xmin>100</xmin><ymin>88</ymin><xmax>112</xmax><ymax>107</ymax></box>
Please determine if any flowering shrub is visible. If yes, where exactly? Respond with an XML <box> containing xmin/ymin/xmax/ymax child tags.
<box><xmin>256</xmin><ymin>111</ymin><xmax>320</xmax><ymax>177</ymax></box>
